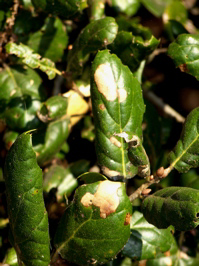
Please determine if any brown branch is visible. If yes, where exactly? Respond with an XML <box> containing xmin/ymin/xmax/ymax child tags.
<box><xmin>144</xmin><ymin>90</ymin><xmax>185</xmax><ymax>123</ymax></box>
<box><xmin>129</xmin><ymin>166</ymin><xmax>173</xmax><ymax>202</ymax></box>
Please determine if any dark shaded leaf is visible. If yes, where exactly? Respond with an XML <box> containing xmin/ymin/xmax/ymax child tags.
<box><xmin>54</xmin><ymin>180</ymin><xmax>132</xmax><ymax>265</ymax></box>
<box><xmin>67</xmin><ymin>17</ymin><xmax>118</xmax><ymax>74</ymax></box>
<box><xmin>31</xmin><ymin>0</ymin><xmax>87</xmax><ymax>18</ymax></box>
<box><xmin>180</xmin><ymin>170</ymin><xmax>199</xmax><ymax>189</ymax></box>
<box><xmin>91</xmin><ymin>49</ymin><xmax>145</xmax><ymax>179</ymax></box>
<box><xmin>33</xmin><ymin>118</ymin><xmax>70</xmax><ymax>166</ymax></box>
<box><xmin>24</xmin><ymin>17</ymin><xmax>68</xmax><ymax>62</ymax></box>
<box><xmin>142</xmin><ymin>186</ymin><xmax>199</xmax><ymax>231</ymax></box>
<box><xmin>0</xmin><ymin>65</ymin><xmax>46</xmax><ymax>130</ymax></box>
<box><xmin>4</xmin><ymin>132</ymin><xmax>50</xmax><ymax>266</ymax></box>
<box><xmin>109</xmin><ymin>31</ymin><xmax>159</xmax><ymax>72</ymax></box>
<box><xmin>43</xmin><ymin>165</ymin><xmax>78</xmax><ymax>201</ymax></box>
<box><xmin>168</xmin><ymin>107</ymin><xmax>199</xmax><ymax>173</ymax></box>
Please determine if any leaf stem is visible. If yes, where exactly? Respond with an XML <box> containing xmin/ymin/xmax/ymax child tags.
<box><xmin>129</xmin><ymin>165</ymin><xmax>173</xmax><ymax>202</ymax></box>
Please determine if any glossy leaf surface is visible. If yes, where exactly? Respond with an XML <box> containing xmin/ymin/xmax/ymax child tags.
<box><xmin>168</xmin><ymin>107</ymin><xmax>199</xmax><ymax>173</ymax></box>
<box><xmin>168</xmin><ymin>34</ymin><xmax>199</xmax><ymax>80</ymax></box>
<box><xmin>24</xmin><ymin>17</ymin><xmax>68</xmax><ymax>62</ymax></box>
<box><xmin>4</xmin><ymin>132</ymin><xmax>50</xmax><ymax>266</ymax></box>
<box><xmin>91</xmin><ymin>50</ymin><xmax>145</xmax><ymax>179</ymax></box>
<box><xmin>67</xmin><ymin>17</ymin><xmax>118</xmax><ymax>74</ymax></box>
<box><xmin>33</xmin><ymin>118</ymin><xmax>69</xmax><ymax>166</ymax></box>
<box><xmin>54</xmin><ymin>180</ymin><xmax>132</xmax><ymax>265</ymax></box>
<box><xmin>0</xmin><ymin>65</ymin><xmax>46</xmax><ymax>130</ymax></box>
<box><xmin>38</xmin><ymin>95</ymin><xmax>68</xmax><ymax>122</ymax></box>
<box><xmin>31</xmin><ymin>0</ymin><xmax>87</xmax><ymax>18</ymax></box>
<box><xmin>122</xmin><ymin>211</ymin><xmax>173</xmax><ymax>260</ymax></box>
<box><xmin>78</xmin><ymin>172</ymin><xmax>107</xmax><ymax>184</ymax></box>
<box><xmin>6</xmin><ymin>43</ymin><xmax>59</xmax><ymax>79</ymax></box>
<box><xmin>142</xmin><ymin>186</ymin><xmax>199</xmax><ymax>231</ymax></box>
<box><xmin>111</xmin><ymin>0</ymin><xmax>140</xmax><ymax>17</ymax></box>
<box><xmin>109</xmin><ymin>31</ymin><xmax>159</xmax><ymax>72</ymax></box>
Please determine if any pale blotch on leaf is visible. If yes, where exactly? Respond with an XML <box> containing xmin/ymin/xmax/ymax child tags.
<box><xmin>110</xmin><ymin>136</ymin><xmax>121</xmax><ymax>148</ymax></box>
<box><xmin>101</xmin><ymin>166</ymin><xmax>120</xmax><ymax>178</ymax></box>
<box><xmin>81</xmin><ymin>180</ymin><xmax>121</xmax><ymax>218</ymax></box>
<box><xmin>94</xmin><ymin>63</ymin><xmax>117</xmax><ymax>101</ymax></box>
<box><xmin>118</xmin><ymin>88</ymin><xmax>127</xmax><ymax>103</ymax></box>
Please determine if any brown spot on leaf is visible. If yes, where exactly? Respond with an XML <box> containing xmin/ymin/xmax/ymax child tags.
<box><xmin>179</xmin><ymin>64</ymin><xmax>188</xmax><ymax>72</ymax></box>
<box><xmin>124</xmin><ymin>213</ymin><xmax>131</xmax><ymax>225</ymax></box>
<box><xmin>81</xmin><ymin>180</ymin><xmax>121</xmax><ymax>218</ymax></box>
<box><xmin>99</xmin><ymin>104</ymin><xmax>105</xmax><ymax>110</ymax></box>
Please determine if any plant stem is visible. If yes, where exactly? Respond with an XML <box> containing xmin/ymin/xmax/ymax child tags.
<box><xmin>144</xmin><ymin>90</ymin><xmax>185</xmax><ymax>123</ymax></box>
<box><xmin>129</xmin><ymin>165</ymin><xmax>173</xmax><ymax>202</ymax></box>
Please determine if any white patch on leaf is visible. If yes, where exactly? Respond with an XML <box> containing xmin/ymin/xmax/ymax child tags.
<box><xmin>81</xmin><ymin>180</ymin><xmax>121</xmax><ymax>218</ymax></box>
<box><xmin>94</xmin><ymin>63</ymin><xmax>117</xmax><ymax>101</ymax></box>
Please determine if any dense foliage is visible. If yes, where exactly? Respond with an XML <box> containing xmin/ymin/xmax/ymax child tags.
<box><xmin>1</xmin><ymin>0</ymin><xmax>199</xmax><ymax>265</ymax></box>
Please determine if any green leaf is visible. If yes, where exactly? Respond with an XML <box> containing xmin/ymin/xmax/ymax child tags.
<box><xmin>4</xmin><ymin>132</ymin><xmax>50</xmax><ymax>266</ymax></box>
<box><xmin>43</xmin><ymin>165</ymin><xmax>78</xmax><ymax>201</ymax></box>
<box><xmin>164</xmin><ymin>20</ymin><xmax>188</xmax><ymax>42</ymax></box>
<box><xmin>54</xmin><ymin>180</ymin><xmax>132</xmax><ymax>265</ymax></box>
<box><xmin>141</xmin><ymin>0</ymin><xmax>172</xmax><ymax>17</ymax></box>
<box><xmin>0</xmin><ymin>64</ymin><xmax>46</xmax><ymax>130</ymax></box>
<box><xmin>122</xmin><ymin>211</ymin><xmax>173</xmax><ymax>260</ymax></box>
<box><xmin>38</xmin><ymin>95</ymin><xmax>68</xmax><ymax>122</ymax></box>
<box><xmin>109</xmin><ymin>31</ymin><xmax>159</xmax><ymax>72</ymax></box>
<box><xmin>168</xmin><ymin>34</ymin><xmax>199</xmax><ymax>81</ymax></box>
<box><xmin>81</xmin><ymin>116</ymin><xmax>95</xmax><ymax>142</ymax></box>
<box><xmin>163</xmin><ymin>1</ymin><xmax>188</xmax><ymax>25</ymax></box>
<box><xmin>67</xmin><ymin>17</ymin><xmax>118</xmax><ymax>74</ymax></box>
<box><xmin>111</xmin><ymin>0</ymin><xmax>140</xmax><ymax>17</ymax></box>
<box><xmin>91</xmin><ymin>49</ymin><xmax>145</xmax><ymax>179</ymax></box>
<box><xmin>33</xmin><ymin>118</ymin><xmax>70</xmax><ymax>166</ymax></box>
<box><xmin>24</xmin><ymin>17</ymin><xmax>68</xmax><ymax>62</ymax></box>
<box><xmin>168</xmin><ymin>107</ymin><xmax>199</xmax><ymax>173</ymax></box>
<box><xmin>142</xmin><ymin>186</ymin><xmax>199</xmax><ymax>231</ymax></box>
<box><xmin>88</xmin><ymin>0</ymin><xmax>105</xmax><ymax>21</ymax></box>
<box><xmin>31</xmin><ymin>0</ymin><xmax>87</xmax><ymax>18</ymax></box>
<box><xmin>180</xmin><ymin>170</ymin><xmax>199</xmax><ymax>190</ymax></box>
<box><xmin>3</xmin><ymin>248</ymin><xmax>18</xmax><ymax>266</ymax></box>
<box><xmin>78</xmin><ymin>172</ymin><xmax>107</xmax><ymax>184</ymax></box>
<box><xmin>6</xmin><ymin>43</ymin><xmax>60</xmax><ymax>79</ymax></box>
<box><xmin>3</xmin><ymin>130</ymin><xmax>19</xmax><ymax>150</ymax></box>
<box><xmin>145</xmin><ymin>238</ymin><xmax>199</xmax><ymax>266</ymax></box>
<box><xmin>69</xmin><ymin>159</ymin><xmax>90</xmax><ymax>178</ymax></box>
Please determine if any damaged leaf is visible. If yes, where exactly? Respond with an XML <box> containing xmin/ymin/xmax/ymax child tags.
<box><xmin>91</xmin><ymin>50</ymin><xmax>145</xmax><ymax>179</ymax></box>
<box><xmin>168</xmin><ymin>34</ymin><xmax>199</xmax><ymax>80</ymax></box>
<box><xmin>54</xmin><ymin>180</ymin><xmax>132</xmax><ymax>265</ymax></box>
